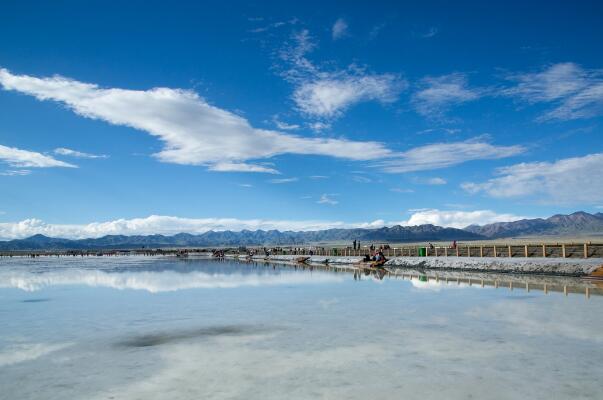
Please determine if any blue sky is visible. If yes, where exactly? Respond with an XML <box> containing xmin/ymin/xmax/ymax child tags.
<box><xmin>1</xmin><ymin>1</ymin><xmax>602</xmax><ymax>238</ymax></box>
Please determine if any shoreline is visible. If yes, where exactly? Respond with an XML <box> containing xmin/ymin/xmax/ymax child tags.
<box><xmin>227</xmin><ymin>254</ymin><xmax>603</xmax><ymax>277</ymax></box>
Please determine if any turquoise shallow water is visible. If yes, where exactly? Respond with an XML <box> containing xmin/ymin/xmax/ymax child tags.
<box><xmin>0</xmin><ymin>256</ymin><xmax>602</xmax><ymax>400</ymax></box>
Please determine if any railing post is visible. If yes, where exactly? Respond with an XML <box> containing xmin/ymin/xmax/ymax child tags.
<box><xmin>562</xmin><ymin>244</ymin><xmax>567</xmax><ymax>258</ymax></box>
<box><xmin>542</xmin><ymin>244</ymin><xmax>546</xmax><ymax>258</ymax></box>
<box><xmin>584</xmin><ymin>243</ymin><xmax>588</xmax><ymax>258</ymax></box>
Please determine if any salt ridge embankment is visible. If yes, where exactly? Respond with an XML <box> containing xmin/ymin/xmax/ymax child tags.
<box><xmin>226</xmin><ymin>254</ymin><xmax>603</xmax><ymax>276</ymax></box>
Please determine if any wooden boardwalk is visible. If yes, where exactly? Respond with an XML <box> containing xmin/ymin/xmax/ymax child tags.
<box><xmin>1</xmin><ymin>242</ymin><xmax>602</xmax><ymax>259</ymax></box>
<box><xmin>249</xmin><ymin>242</ymin><xmax>603</xmax><ymax>259</ymax></box>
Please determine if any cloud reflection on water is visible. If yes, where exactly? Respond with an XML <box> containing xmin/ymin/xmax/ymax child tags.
<box><xmin>0</xmin><ymin>269</ymin><xmax>345</xmax><ymax>293</ymax></box>
<box><xmin>0</xmin><ymin>342</ymin><xmax>71</xmax><ymax>367</ymax></box>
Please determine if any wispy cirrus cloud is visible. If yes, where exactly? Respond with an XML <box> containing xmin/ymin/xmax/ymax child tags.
<box><xmin>247</xmin><ymin>17</ymin><xmax>298</xmax><ymax>34</ymax></box>
<box><xmin>54</xmin><ymin>147</ymin><xmax>108</xmax><ymax>159</ymax></box>
<box><xmin>0</xmin><ymin>169</ymin><xmax>32</xmax><ymax>176</ymax></box>
<box><xmin>389</xmin><ymin>188</ymin><xmax>414</xmax><ymax>193</ymax></box>
<box><xmin>0</xmin><ymin>144</ymin><xmax>76</xmax><ymax>169</ymax></box>
<box><xmin>420</xmin><ymin>27</ymin><xmax>438</xmax><ymax>38</ymax></box>
<box><xmin>503</xmin><ymin>62</ymin><xmax>603</xmax><ymax>121</ymax></box>
<box><xmin>280</xmin><ymin>30</ymin><xmax>407</xmax><ymax>120</ymax></box>
<box><xmin>272</xmin><ymin>116</ymin><xmax>300</xmax><ymax>130</ymax></box>
<box><xmin>331</xmin><ymin>18</ymin><xmax>349</xmax><ymax>40</ymax></box>
<box><xmin>426</xmin><ymin>177</ymin><xmax>447</xmax><ymax>185</ymax></box>
<box><xmin>411</xmin><ymin>73</ymin><xmax>483</xmax><ymax>118</ymax></box>
<box><xmin>351</xmin><ymin>175</ymin><xmax>372</xmax><ymax>183</ymax></box>
<box><xmin>317</xmin><ymin>194</ymin><xmax>338</xmax><ymax>205</ymax></box>
<box><xmin>268</xmin><ymin>177</ymin><xmax>298</xmax><ymax>184</ymax></box>
<box><xmin>293</xmin><ymin>72</ymin><xmax>404</xmax><ymax>119</ymax></box>
<box><xmin>376</xmin><ymin>139</ymin><xmax>525</xmax><ymax>173</ymax></box>
<box><xmin>462</xmin><ymin>152</ymin><xmax>603</xmax><ymax>204</ymax></box>
<box><xmin>0</xmin><ymin>68</ymin><xmax>393</xmax><ymax>174</ymax></box>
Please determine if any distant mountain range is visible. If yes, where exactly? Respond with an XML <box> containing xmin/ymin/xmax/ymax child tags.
<box><xmin>1</xmin><ymin>212</ymin><xmax>602</xmax><ymax>250</ymax></box>
<box><xmin>465</xmin><ymin>211</ymin><xmax>603</xmax><ymax>238</ymax></box>
<box><xmin>0</xmin><ymin>225</ymin><xmax>482</xmax><ymax>250</ymax></box>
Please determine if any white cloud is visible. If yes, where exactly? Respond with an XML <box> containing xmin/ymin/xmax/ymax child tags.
<box><xmin>208</xmin><ymin>162</ymin><xmax>279</xmax><ymax>174</ymax></box>
<box><xmin>426</xmin><ymin>177</ymin><xmax>447</xmax><ymax>185</ymax></box>
<box><xmin>280</xmin><ymin>31</ymin><xmax>406</xmax><ymax>119</ymax></box>
<box><xmin>403</xmin><ymin>209</ymin><xmax>526</xmax><ymax>229</ymax></box>
<box><xmin>54</xmin><ymin>147</ymin><xmax>108</xmax><ymax>159</ymax></box>
<box><xmin>307</xmin><ymin>121</ymin><xmax>331</xmax><ymax>131</ymax></box>
<box><xmin>420</xmin><ymin>27</ymin><xmax>438</xmax><ymax>38</ymax></box>
<box><xmin>376</xmin><ymin>139</ymin><xmax>525</xmax><ymax>173</ymax></box>
<box><xmin>505</xmin><ymin>63</ymin><xmax>590</xmax><ymax>102</ymax></box>
<box><xmin>293</xmin><ymin>71</ymin><xmax>405</xmax><ymax>118</ymax></box>
<box><xmin>351</xmin><ymin>175</ymin><xmax>372</xmax><ymax>183</ymax></box>
<box><xmin>411</xmin><ymin>73</ymin><xmax>482</xmax><ymax>118</ymax></box>
<box><xmin>462</xmin><ymin>152</ymin><xmax>603</xmax><ymax>204</ymax></box>
<box><xmin>317</xmin><ymin>194</ymin><xmax>338</xmax><ymax>205</ymax></box>
<box><xmin>0</xmin><ymin>169</ymin><xmax>31</xmax><ymax>176</ymax></box>
<box><xmin>0</xmin><ymin>215</ymin><xmax>371</xmax><ymax>240</ymax></box>
<box><xmin>331</xmin><ymin>18</ymin><xmax>349</xmax><ymax>40</ymax></box>
<box><xmin>389</xmin><ymin>188</ymin><xmax>414</xmax><ymax>193</ymax></box>
<box><xmin>0</xmin><ymin>68</ymin><xmax>392</xmax><ymax>173</ymax></box>
<box><xmin>0</xmin><ymin>144</ymin><xmax>76</xmax><ymax>168</ymax></box>
<box><xmin>238</xmin><ymin>183</ymin><xmax>253</xmax><ymax>188</ymax></box>
<box><xmin>504</xmin><ymin>62</ymin><xmax>603</xmax><ymax>121</ymax></box>
<box><xmin>268</xmin><ymin>177</ymin><xmax>298</xmax><ymax>184</ymax></box>
<box><xmin>272</xmin><ymin>117</ymin><xmax>300</xmax><ymax>130</ymax></box>
<box><xmin>309</xmin><ymin>175</ymin><xmax>329</xmax><ymax>179</ymax></box>
<box><xmin>248</xmin><ymin>19</ymin><xmax>294</xmax><ymax>34</ymax></box>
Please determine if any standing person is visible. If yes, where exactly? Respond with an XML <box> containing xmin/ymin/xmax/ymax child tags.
<box><xmin>353</xmin><ymin>240</ymin><xmax>357</xmax><ymax>250</ymax></box>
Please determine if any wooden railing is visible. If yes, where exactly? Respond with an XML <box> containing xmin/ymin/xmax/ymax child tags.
<box><xmin>246</xmin><ymin>243</ymin><xmax>603</xmax><ymax>259</ymax></box>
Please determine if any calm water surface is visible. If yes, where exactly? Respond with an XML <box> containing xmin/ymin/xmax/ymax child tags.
<box><xmin>0</xmin><ymin>256</ymin><xmax>601</xmax><ymax>400</ymax></box>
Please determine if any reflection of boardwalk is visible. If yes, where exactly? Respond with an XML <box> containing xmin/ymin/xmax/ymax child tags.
<box><xmin>246</xmin><ymin>259</ymin><xmax>603</xmax><ymax>299</ymax></box>
<box><xmin>389</xmin><ymin>271</ymin><xmax>603</xmax><ymax>298</ymax></box>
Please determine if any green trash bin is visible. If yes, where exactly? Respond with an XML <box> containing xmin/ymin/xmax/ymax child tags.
<box><xmin>418</xmin><ymin>247</ymin><xmax>427</xmax><ymax>257</ymax></box>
